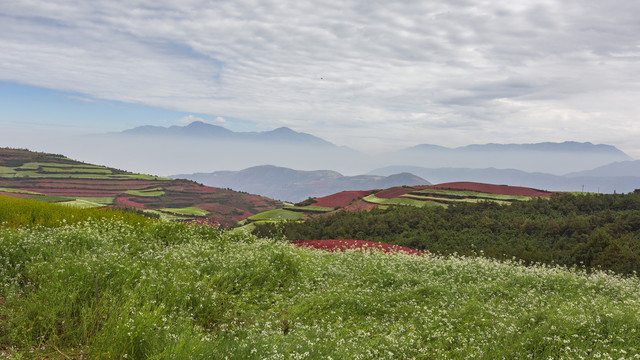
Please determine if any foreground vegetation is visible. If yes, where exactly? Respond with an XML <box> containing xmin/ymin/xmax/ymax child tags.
<box><xmin>0</xmin><ymin>195</ymin><xmax>153</xmax><ymax>228</ymax></box>
<box><xmin>2</xmin><ymin>215</ymin><xmax>640</xmax><ymax>358</ymax></box>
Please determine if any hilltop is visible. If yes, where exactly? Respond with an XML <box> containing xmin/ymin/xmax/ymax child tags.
<box><xmin>173</xmin><ymin>165</ymin><xmax>430</xmax><ymax>202</ymax></box>
<box><xmin>0</xmin><ymin>147</ymin><xmax>282</xmax><ymax>226</ymax></box>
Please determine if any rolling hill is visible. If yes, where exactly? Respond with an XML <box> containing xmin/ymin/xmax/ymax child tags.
<box><xmin>369</xmin><ymin>165</ymin><xmax>640</xmax><ymax>194</ymax></box>
<box><xmin>0</xmin><ymin>147</ymin><xmax>282</xmax><ymax>226</ymax></box>
<box><xmin>172</xmin><ymin>165</ymin><xmax>431</xmax><ymax>202</ymax></box>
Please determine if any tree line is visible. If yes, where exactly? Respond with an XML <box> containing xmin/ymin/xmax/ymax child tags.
<box><xmin>253</xmin><ymin>191</ymin><xmax>640</xmax><ymax>275</ymax></box>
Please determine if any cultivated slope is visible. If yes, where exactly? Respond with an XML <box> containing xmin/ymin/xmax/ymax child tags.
<box><xmin>0</xmin><ymin>147</ymin><xmax>282</xmax><ymax>226</ymax></box>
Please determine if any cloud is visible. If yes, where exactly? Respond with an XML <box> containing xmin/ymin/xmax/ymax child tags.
<box><xmin>1</xmin><ymin>0</ymin><xmax>640</xmax><ymax>155</ymax></box>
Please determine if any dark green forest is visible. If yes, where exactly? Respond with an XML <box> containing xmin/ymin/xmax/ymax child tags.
<box><xmin>253</xmin><ymin>191</ymin><xmax>640</xmax><ymax>274</ymax></box>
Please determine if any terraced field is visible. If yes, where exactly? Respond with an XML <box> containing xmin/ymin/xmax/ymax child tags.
<box><xmin>240</xmin><ymin>182</ymin><xmax>555</xmax><ymax>231</ymax></box>
<box><xmin>0</xmin><ymin>148</ymin><xmax>282</xmax><ymax>226</ymax></box>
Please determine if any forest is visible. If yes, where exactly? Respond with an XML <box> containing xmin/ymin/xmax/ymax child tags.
<box><xmin>253</xmin><ymin>191</ymin><xmax>640</xmax><ymax>275</ymax></box>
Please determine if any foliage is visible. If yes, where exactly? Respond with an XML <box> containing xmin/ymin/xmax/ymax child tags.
<box><xmin>363</xmin><ymin>194</ymin><xmax>446</xmax><ymax>208</ymax></box>
<box><xmin>159</xmin><ymin>207</ymin><xmax>210</xmax><ymax>217</ymax></box>
<box><xmin>248</xmin><ymin>209</ymin><xmax>305</xmax><ymax>221</ymax></box>
<box><xmin>284</xmin><ymin>205</ymin><xmax>334</xmax><ymax>213</ymax></box>
<box><xmin>294</xmin><ymin>197</ymin><xmax>318</xmax><ymax>206</ymax></box>
<box><xmin>2</xmin><ymin>219</ymin><xmax>640</xmax><ymax>358</ymax></box>
<box><xmin>255</xmin><ymin>192</ymin><xmax>640</xmax><ymax>275</ymax></box>
<box><xmin>0</xmin><ymin>195</ymin><xmax>153</xmax><ymax>228</ymax></box>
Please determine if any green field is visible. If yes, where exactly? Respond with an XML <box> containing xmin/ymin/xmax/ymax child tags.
<box><xmin>2</xmin><ymin>218</ymin><xmax>640</xmax><ymax>358</ymax></box>
<box><xmin>284</xmin><ymin>205</ymin><xmax>335</xmax><ymax>213</ymax></box>
<box><xmin>0</xmin><ymin>187</ymin><xmax>42</xmax><ymax>195</ymax></box>
<box><xmin>1</xmin><ymin>162</ymin><xmax>170</xmax><ymax>181</ymax></box>
<box><xmin>0</xmin><ymin>195</ymin><xmax>152</xmax><ymax>227</ymax></box>
<box><xmin>125</xmin><ymin>188</ymin><xmax>165</xmax><ymax>197</ymax></box>
<box><xmin>412</xmin><ymin>188</ymin><xmax>533</xmax><ymax>201</ymax></box>
<box><xmin>159</xmin><ymin>206</ymin><xmax>210</xmax><ymax>217</ymax></box>
<box><xmin>248</xmin><ymin>208</ymin><xmax>305</xmax><ymax>221</ymax></box>
<box><xmin>402</xmin><ymin>193</ymin><xmax>512</xmax><ymax>205</ymax></box>
<box><xmin>363</xmin><ymin>193</ymin><xmax>446</xmax><ymax>208</ymax></box>
<box><xmin>58</xmin><ymin>199</ymin><xmax>106</xmax><ymax>209</ymax></box>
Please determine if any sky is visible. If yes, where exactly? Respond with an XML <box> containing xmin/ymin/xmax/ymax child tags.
<box><xmin>1</xmin><ymin>0</ymin><xmax>640</xmax><ymax>157</ymax></box>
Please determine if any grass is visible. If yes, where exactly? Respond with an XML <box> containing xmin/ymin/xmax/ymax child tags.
<box><xmin>0</xmin><ymin>167</ymin><xmax>16</xmax><ymax>176</ymax></box>
<box><xmin>402</xmin><ymin>193</ymin><xmax>512</xmax><ymax>205</ymax></box>
<box><xmin>248</xmin><ymin>208</ymin><xmax>305</xmax><ymax>221</ymax></box>
<box><xmin>1</xmin><ymin>161</ymin><xmax>170</xmax><ymax>181</ymax></box>
<box><xmin>412</xmin><ymin>188</ymin><xmax>533</xmax><ymax>201</ymax></box>
<box><xmin>0</xmin><ymin>187</ymin><xmax>42</xmax><ymax>195</ymax></box>
<box><xmin>0</xmin><ymin>195</ymin><xmax>153</xmax><ymax>228</ymax></box>
<box><xmin>58</xmin><ymin>199</ymin><xmax>105</xmax><ymax>209</ymax></box>
<box><xmin>125</xmin><ymin>188</ymin><xmax>165</xmax><ymax>197</ymax></box>
<box><xmin>363</xmin><ymin>194</ymin><xmax>446</xmax><ymax>208</ymax></box>
<box><xmin>159</xmin><ymin>206</ymin><xmax>210</xmax><ymax>217</ymax></box>
<box><xmin>2</xmin><ymin>219</ymin><xmax>640</xmax><ymax>358</ymax></box>
<box><xmin>284</xmin><ymin>205</ymin><xmax>335</xmax><ymax>213</ymax></box>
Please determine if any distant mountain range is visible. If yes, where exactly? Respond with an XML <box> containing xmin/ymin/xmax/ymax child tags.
<box><xmin>369</xmin><ymin>162</ymin><xmax>640</xmax><ymax>194</ymax></box>
<box><xmin>384</xmin><ymin>141</ymin><xmax>632</xmax><ymax>175</ymax></box>
<box><xmin>172</xmin><ymin>165</ymin><xmax>430</xmax><ymax>202</ymax></box>
<box><xmin>80</xmin><ymin>121</ymin><xmax>636</xmax><ymax>178</ymax></box>
<box><xmin>120</xmin><ymin>121</ymin><xmax>335</xmax><ymax>147</ymax></box>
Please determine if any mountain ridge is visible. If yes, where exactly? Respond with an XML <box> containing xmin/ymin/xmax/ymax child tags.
<box><xmin>172</xmin><ymin>165</ymin><xmax>431</xmax><ymax>202</ymax></box>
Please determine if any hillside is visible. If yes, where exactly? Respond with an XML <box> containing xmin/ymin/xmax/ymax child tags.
<box><xmin>0</xmin><ymin>148</ymin><xmax>282</xmax><ymax>226</ymax></box>
<box><xmin>173</xmin><ymin>165</ymin><xmax>430</xmax><ymax>202</ymax></box>
<box><xmin>369</xmin><ymin>165</ymin><xmax>640</xmax><ymax>194</ymax></box>
<box><xmin>237</xmin><ymin>181</ymin><xmax>554</xmax><ymax>234</ymax></box>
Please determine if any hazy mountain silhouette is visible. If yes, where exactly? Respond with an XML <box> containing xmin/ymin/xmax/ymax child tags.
<box><xmin>84</xmin><ymin>123</ymin><xmax>636</xmax><ymax>177</ymax></box>
<box><xmin>369</xmin><ymin>165</ymin><xmax>640</xmax><ymax>194</ymax></box>
<box><xmin>172</xmin><ymin>165</ymin><xmax>430</xmax><ymax>202</ymax></box>
<box><xmin>386</xmin><ymin>141</ymin><xmax>632</xmax><ymax>175</ymax></box>
<box><xmin>565</xmin><ymin>160</ymin><xmax>640</xmax><ymax>177</ymax></box>
<box><xmin>120</xmin><ymin>121</ymin><xmax>334</xmax><ymax>146</ymax></box>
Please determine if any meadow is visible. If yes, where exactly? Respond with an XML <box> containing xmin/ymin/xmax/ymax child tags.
<box><xmin>1</xmin><ymin>196</ymin><xmax>640</xmax><ymax>358</ymax></box>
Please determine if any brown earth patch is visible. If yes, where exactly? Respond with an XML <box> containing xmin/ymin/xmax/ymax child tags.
<box><xmin>291</xmin><ymin>239</ymin><xmax>426</xmax><ymax>255</ymax></box>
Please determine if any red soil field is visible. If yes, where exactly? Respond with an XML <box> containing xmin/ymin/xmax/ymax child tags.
<box><xmin>34</xmin><ymin>189</ymin><xmax>123</xmax><ymax>197</ymax></box>
<box><xmin>291</xmin><ymin>239</ymin><xmax>426</xmax><ymax>255</ymax></box>
<box><xmin>374</xmin><ymin>187</ymin><xmax>416</xmax><ymax>199</ymax></box>
<box><xmin>428</xmin><ymin>182</ymin><xmax>553</xmax><ymax>197</ymax></box>
<box><xmin>0</xmin><ymin>192</ymin><xmax>32</xmax><ymax>199</ymax></box>
<box><xmin>115</xmin><ymin>197</ymin><xmax>145</xmax><ymax>208</ymax></box>
<box><xmin>313</xmin><ymin>190</ymin><xmax>374</xmax><ymax>208</ymax></box>
<box><xmin>341</xmin><ymin>199</ymin><xmax>380</xmax><ymax>212</ymax></box>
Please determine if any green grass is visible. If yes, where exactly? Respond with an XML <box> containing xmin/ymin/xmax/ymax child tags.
<box><xmin>412</xmin><ymin>188</ymin><xmax>533</xmax><ymax>201</ymax></box>
<box><xmin>284</xmin><ymin>205</ymin><xmax>335</xmax><ymax>213</ymax></box>
<box><xmin>0</xmin><ymin>166</ymin><xmax>16</xmax><ymax>176</ymax></box>
<box><xmin>40</xmin><ymin>167</ymin><xmax>112</xmax><ymax>174</ymax></box>
<box><xmin>159</xmin><ymin>206</ymin><xmax>210</xmax><ymax>217</ymax></box>
<box><xmin>16</xmin><ymin>162</ymin><xmax>108</xmax><ymax>170</ymax></box>
<box><xmin>248</xmin><ymin>208</ymin><xmax>305</xmax><ymax>221</ymax></box>
<box><xmin>26</xmin><ymin>195</ymin><xmax>75</xmax><ymax>203</ymax></box>
<box><xmin>0</xmin><ymin>195</ymin><xmax>153</xmax><ymax>228</ymax></box>
<box><xmin>1</xmin><ymin>161</ymin><xmax>170</xmax><ymax>181</ymax></box>
<box><xmin>363</xmin><ymin>194</ymin><xmax>446</xmax><ymax>208</ymax></box>
<box><xmin>2</xmin><ymin>219</ymin><xmax>640</xmax><ymax>358</ymax></box>
<box><xmin>58</xmin><ymin>199</ymin><xmax>105</xmax><ymax>209</ymax></box>
<box><xmin>125</xmin><ymin>188</ymin><xmax>165</xmax><ymax>197</ymax></box>
<box><xmin>402</xmin><ymin>193</ymin><xmax>512</xmax><ymax>205</ymax></box>
<box><xmin>76</xmin><ymin>197</ymin><xmax>114</xmax><ymax>205</ymax></box>
<box><xmin>0</xmin><ymin>187</ymin><xmax>42</xmax><ymax>195</ymax></box>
